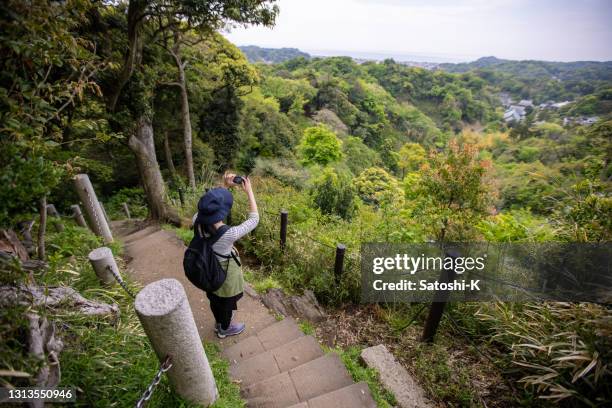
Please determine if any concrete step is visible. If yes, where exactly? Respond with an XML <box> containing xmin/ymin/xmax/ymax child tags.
<box><xmin>223</xmin><ymin>317</ymin><xmax>304</xmax><ymax>363</ymax></box>
<box><xmin>287</xmin><ymin>382</ymin><xmax>377</xmax><ymax>408</ymax></box>
<box><xmin>243</xmin><ymin>353</ymin><xmax>354</xmax><ymax>407</ymax></box>
<box><xmin>110</xmin><ymin>220</ymin><xmax>143</xmax><ymax>237</ymax></box>
<box><xmin>288</xmin><ymin>353</ymin><xmax>354</xmax><ymax>402</ymax></box>
<box><xmin>122</xmin><ymin>225</ymin><xmax>160</xmax><ymax>244</ymax></box>
<box><xmin>243</xmin><ymin>372</ymin><xmax>299</xmax><ymax>408</ymax></box>
<box><xmin>230</xmin><ymin>335</ymin><xmax>324</xmax><ymax>386</ymax></box>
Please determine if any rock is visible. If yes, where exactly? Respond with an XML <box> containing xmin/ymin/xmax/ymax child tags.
<box><xmin>289</xmin><ymin>290</ymin><xmax>326</xmax><ymax>322</ymax></box>
<box><xmin>243</xmin><ymin>283</ymin><xmax>260</xmax><ymax>299</ymax></box>
<box><xmin>261</xmin><ymin>288</ymin><xmax>291</xmax><ymax>316</ymax></box>
<box><xmin>261</xmin><ymin>288</ymin><xmax>326</xmax><ymax>322</ymax></box>
<box><xmin>313</xmin><ymin>108</ymin><xmax>349</xmax><ymax>136</ymax></box>
<box><xmin>361</xmin><ymin>344</ymin><xmax>433</xmax><ymax>408</ymax></box>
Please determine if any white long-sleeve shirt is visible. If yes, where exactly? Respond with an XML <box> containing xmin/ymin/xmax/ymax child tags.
<box><xmin>192</xmin><ymin>212</ymin><xmax>260</xmax><ymax>256</ymax></box>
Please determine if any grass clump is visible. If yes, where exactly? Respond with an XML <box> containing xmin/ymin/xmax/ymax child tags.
<box><xmin>409</xmin><ymin>341</ymin><xmax>480</xmax><ymax>406</ymax></box>
<box><xmin>167</xmin><ymin>224</ymin><xmax>194</xmax><ymax>245</ymax></box>
<box><xmin>298</xmin><ymin>320</ymin><xmax>315</xmax><ymax>336</ymax></box>
<box><xmin>327</xmin><ymin>346</ymin><xmax>397</xmax><ymax>408</ymax></box>
<box><xmin>243</xmin><ymin>267</ymin><xmax>282</xmax><ymax>294</ymax></box>
<box><xmin>206</xmin><ymin>343</ymin><xmax>245</xmax><ymax>408</ymax></box>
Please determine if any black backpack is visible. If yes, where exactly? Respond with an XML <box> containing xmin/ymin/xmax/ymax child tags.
<box><xmin>183</xmin><ymin>224</ymin><xmax>232</xmax><ymax>292</ymax></box>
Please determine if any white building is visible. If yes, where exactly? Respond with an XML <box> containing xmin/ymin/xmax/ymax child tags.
<box><xmin>504</xmin><ymin>107</ymin><xmax>524</xmax><ymax>122</ymax></box>
<box><xmin>552</xmin><ymin>101</ymin><xmax>571</xmax><ymax>109</ymax></box>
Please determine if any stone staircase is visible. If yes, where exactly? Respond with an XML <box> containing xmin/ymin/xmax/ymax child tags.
<box><xmin>222</xmin><ymin>317</ymin><xmax>377</xmax><ymax>408</ymax></box>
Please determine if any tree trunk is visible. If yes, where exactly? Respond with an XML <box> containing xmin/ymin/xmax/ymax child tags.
<box><xmin>128</xmin><ymin>116</ymin><xmax>180</xmax><ymax>226</ymax></box>
<box><xmin>106</xmin><ymin>0</ymin><xmax>146</xmax><ymax>111</ymax></box>
<box><xmin>37</xmin><ymin>196</ymin><xmax>47</xmax><ymax>260</ymax></box>
<box><xmin>163</xmin><ymin>131</ymin><xmax>177</xmax><ymax>180</ymax></box>
<box><xmin>174</xmin><ymin>47</ymin><xmax>196</xmax><ymax>189</ymax></box>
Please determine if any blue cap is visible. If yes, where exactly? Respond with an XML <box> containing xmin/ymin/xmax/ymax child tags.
<box><xmin>196</xmin><ymin>187</ymin><xmax>233</xmax><ymax>225</ymax></box>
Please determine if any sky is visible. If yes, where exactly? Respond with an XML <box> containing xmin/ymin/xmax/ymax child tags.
<box><xmin>223</xmin><ymin>0</ymin><xmax>612</xmax><ymax>63</ymax></box>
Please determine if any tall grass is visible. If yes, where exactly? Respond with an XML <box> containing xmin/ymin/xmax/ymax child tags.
<box><xmin>454</xmin><ymin>302</ymin><xmax>612</xmax><ymax>406</ymax></box>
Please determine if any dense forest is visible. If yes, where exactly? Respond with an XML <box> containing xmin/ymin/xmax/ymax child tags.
<box><xmin>239</xmin><ymin>45</ymin><xmax>311</xmax><ymax>63</ymax></box>
<box><xmin>1</xmin><ymin>0</ymin><xmax>611</xmax><ymax>407</ymax></box>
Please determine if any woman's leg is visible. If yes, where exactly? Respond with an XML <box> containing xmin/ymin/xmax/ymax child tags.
<box><xmin>207</xmin><ymin>292</ymin><xmax>223</xmax><ymax>326</ymax></box>
<box><xmin>217</xmin><ymin>308</ymin><xmax>232</xmax><ymax>330</ymax></box>
<box><xmin>207</xmin><ymin>292</ymin><xmax>233</xmax><ymax>330</ymax></box>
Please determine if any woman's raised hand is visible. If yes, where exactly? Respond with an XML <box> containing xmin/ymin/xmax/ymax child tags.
<box><xmin>223</xmin><ymin>172</ymin><xmax>236</xmax><ymax>188</ymax></box>
<box><xmin>241</xmin><ymin>176</ymin><xmax>253</xmax><ymax>194</ymax></box>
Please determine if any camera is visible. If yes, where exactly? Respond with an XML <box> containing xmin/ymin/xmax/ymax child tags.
<box><xmin>233</xmin><ymin>175</ymin><xmax>245</xmax><ymax>185</ymax></box>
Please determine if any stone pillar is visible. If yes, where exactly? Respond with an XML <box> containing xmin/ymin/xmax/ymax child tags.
<box><xmin>46</xmin><ymin>204</ymin><xmax>60</xmax><ymax>218</ymax></box>
<box><xmin>71</xmin><ymin>205</ymin><xmax>88</xmax><ymax>229</ymax></box>
<box><xmin>135</xmin><ymin>279</ymin><xmax>217</xmax><ymax>406</ymax></box>
<box><xmin>99</xmin><ymin>202</ymin><xmax>111</xmax><ymax>224</ymax></box>
<box><xmin>73</xmin><ymin>174</ymin><xmax>113</xmax><ymax>243</ymax></box>
<box><xmin>122</xmin><ymin>202</ymin><xmax>131</xmax><ymax>219</ymax></box>
<box><xmin>46</xmin><ymin>204</ymin><xmax>64</xmax><ymax>232</ymax></box>
<box><xmin>88</xmin><ymin>247</ymin><xmax>117</xmax><ymax>285</ymax></box>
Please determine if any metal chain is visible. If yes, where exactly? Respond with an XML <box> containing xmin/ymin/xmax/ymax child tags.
<box><xmin>85</xmin><ymin>187</ymin><xmax>103</xmax><ymax>236</ymax></box>
<box><xmin>105</xmin><ymin>265</ymin><xmax>137</xmax><ymax>299</ymax></box>
<box><xmin>135</xmin><ymin>356</ymin><xmax>173</xmax><ymax>408</ymax></box>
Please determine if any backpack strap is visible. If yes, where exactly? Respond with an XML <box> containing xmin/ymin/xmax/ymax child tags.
<box><xmin>209</xmin><ymin>224</ymin><xmax>230</xmax><ymax>245</ymax></box>
<box><xmin>207</xmin><ymin>224</ymin><xmax>242</xmax><ymax>267</ymax></box>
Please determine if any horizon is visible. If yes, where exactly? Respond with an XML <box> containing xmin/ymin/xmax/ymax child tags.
<box><xmin>234</xmin><ymin>44</ymin><xmax>612</xmax><ymax>64</ymax></box>
<box><xmin>224</xmin><ymin>0</ymin><xmax>612</xmax><ymax>63</ymax></box>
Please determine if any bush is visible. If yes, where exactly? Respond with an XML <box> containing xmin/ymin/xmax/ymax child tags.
<box><xmin>252</xmin><ymin>157</ymin><xmax>309</xmax><ymax>189</ymax></box>
<box><xmin>298</xmin><ymin>125</ymin><xmax>343</xmax><ymax>166</ymax></box>
<box><xmin>476</xmin><ymin>209</ymin><xmax>555</xmax><ymax>242</ymax></box>
<box><xmin>353</xmin><ymin>167</ymin><xmax>400</xmax><ymax>205</ymax></box>
<box><xmin>342</xmin><ymin>136</ymin><xmax>380</xmax><ymax>175</ymax></box>
<box><xmin>309</xmin><ymin>168</ymin><xmax>357</xmax><ymax>220</ymax></box>
<box><xmin>106</xmin><ymin>187</ymin><xmax>148</xmax><ymax>219</ymax></box>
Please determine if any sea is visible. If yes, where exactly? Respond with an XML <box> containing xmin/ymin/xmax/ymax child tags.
<box><xmin>303</xmin><ymin>48</ymin><xmax>476</xmax><ymax>64</ymax></box>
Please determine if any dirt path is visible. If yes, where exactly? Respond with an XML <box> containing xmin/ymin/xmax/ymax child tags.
<box><xmin>112</xmin><ymin>220</ymin><xmax>276</xmax><ymax>346</ymax></box>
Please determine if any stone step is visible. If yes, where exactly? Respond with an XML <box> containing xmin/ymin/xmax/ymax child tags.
<box><xmin>287</xmin><ymin>382</ymin><xmax>377</xmax><ymax>408</ymax></box>
<box><xmin>242</xmin><ymin>353</ymin><xmax>354</xmax><ymax>408</ymax></box>
<box><xmin>223</xmin><ymin>317</ymin><xmax>304</xmax><ymax>363</ymax></box>
<box><xmin>230</xmin><ymin>335</ymin><xmax>324</xmax><ymax>386</ymax></box>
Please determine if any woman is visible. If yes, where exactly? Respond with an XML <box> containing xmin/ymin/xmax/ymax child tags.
<box><xmin>193</xmin><ymin>172</ymin><xmax>259</xmax><ymax>338</ymax></box>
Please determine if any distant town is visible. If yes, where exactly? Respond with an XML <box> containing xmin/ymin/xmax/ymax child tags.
<box><xmin>500</xmin><ymin>93</ymin><xmax>599</xmax><ymax>126</ymax></box>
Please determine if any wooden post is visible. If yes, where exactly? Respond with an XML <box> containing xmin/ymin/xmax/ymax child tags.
<box><xmin>71</xmin><ymin>205</ymin><xmax>88</xmax><ymax>229</ymax></box>
<box><xmin>280</xmin><ymin>210</ymin><xmax>288</xmax><ymax>250</ymax></box>
<box><xmin>421</xmin><ymin>249</ymin><xmax>459</xmax><ymax>343</ymax></box>
<box><xmin>73</xmin><ymin>174</ymin><xmax>113</xmax><ymax>243</ymax></box>
<box><xmin>46</xmin><ymin>204</ymin><xmax>64</xmax><ymax>232</ymax></box>
<box><xmin>334</xmin><ymin>244</ymin><xmax>346</xmax><ymax>285</ymax></box>
<box><xmin>122</xmin><ymin>202</ymin><xmax>131</xmax><ymax>219</ymax></box>
<box><xmin>135</xmin><ymin>279</ymin><xmax>217</xmax><ymax>405</ymax></box>
<box><xmin>88</xmin><ymin>247</ymin><xmax>117</xmax><ymax>285</ymax></box>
